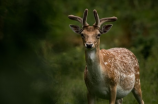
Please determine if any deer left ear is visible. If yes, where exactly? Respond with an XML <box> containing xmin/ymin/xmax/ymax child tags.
<box><xmin>69</xmin><ymin>24</ymin><xmax>81</xmax><ymax>34</ymax></box>
<box><xmin>100</xmin><ymin>24</ymin><xmax>113</xmax><ymax>34</ymax></box>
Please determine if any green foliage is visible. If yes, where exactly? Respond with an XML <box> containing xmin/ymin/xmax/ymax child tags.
<box><xmin>0</xmin><ymin>0</ymin><xmax>158</xmax><ymax>104</ymax></box>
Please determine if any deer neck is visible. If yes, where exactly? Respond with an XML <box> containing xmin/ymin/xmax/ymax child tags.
<box><xmin>85</xmin><ymin>47</ymin><xmax>102</xmax><ymax>80</ymax></box>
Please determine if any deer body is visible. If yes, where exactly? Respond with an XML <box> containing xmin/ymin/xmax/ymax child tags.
<box><xmin>68</xmin><ymin>9</ymin><xmax>144</xmax><ymax>104</ymax></box>
<box><xmin>85</xmin><ymin>48</ymin><xmax>136</xmax><ymax>99</ymax></box>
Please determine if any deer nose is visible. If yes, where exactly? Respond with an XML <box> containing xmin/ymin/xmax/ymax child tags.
<box><xmin>85</xmin><ymin>43</ymin><xmax>93</xmax><ymax>48</ymax></box>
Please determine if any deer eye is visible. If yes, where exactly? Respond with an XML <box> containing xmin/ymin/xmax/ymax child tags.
<box><xmin>96</xmin><ymin>34</ymin><xmax>101</xmax><ymax>39</ymax></box>
<box><xmin>81</xmin><ymin>34</ymin><xmax>84</xmax><ymax>38</ymax></box>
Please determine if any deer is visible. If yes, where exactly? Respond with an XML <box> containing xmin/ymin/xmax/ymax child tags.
<box><xmin>68</xmin><ymin>9</ymin><xmax>144</xmax><ymax>104</ymax></box>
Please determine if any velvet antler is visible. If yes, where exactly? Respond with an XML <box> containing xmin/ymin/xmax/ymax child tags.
<box><xmin>68</xmin><ymin>9</ymin><xmax>89</xmax><ymax>27</ymax></box>
<box><xmin>93</xmin><ymin>9</ymin><xmax>117</xmax><ymax>27</ymax></box>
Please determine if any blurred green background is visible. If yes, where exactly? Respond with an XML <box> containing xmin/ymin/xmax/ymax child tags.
<box><xmin>0</xmin><ymin>0</ymin><xmax>158</xmax><ymax>104</ymax></box>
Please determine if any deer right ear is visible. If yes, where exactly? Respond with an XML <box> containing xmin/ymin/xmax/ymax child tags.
<box><xmin>69</xmin><ymin>25</ymin><xmax>81</xmax><ymax>34</ymax></box>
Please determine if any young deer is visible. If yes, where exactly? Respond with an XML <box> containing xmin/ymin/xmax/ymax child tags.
<box><xmin>68</xmin><ymin>9</ymin><xmax>144</xmax><ymax>104</ymax></box>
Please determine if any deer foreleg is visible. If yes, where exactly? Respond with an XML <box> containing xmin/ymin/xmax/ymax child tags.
<box><xmin>109</xmin><ymin>85</ymin><xmax>117</xmax><ymax>104</ymax></box>
<box><xmin>87</xmin><ymin>92</ymin><xmax>95</xmax><ymax>104</ymax></box>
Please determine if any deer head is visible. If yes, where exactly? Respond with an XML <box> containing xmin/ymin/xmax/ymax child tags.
<box><xmin>68</xmin><ymin>9</ymin><xmax>117</xmax><ymax>50</ymax></box>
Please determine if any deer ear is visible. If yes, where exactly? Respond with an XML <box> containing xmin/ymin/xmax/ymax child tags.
<box><xmin>100</xmin><ymin>24</ymin><xmax>113</xmax><ymax>34</ymax></box>
<box><xmin>69</xmin><ymin>25</ymin><xmax>81</xmax><ymax>34</ymax></box>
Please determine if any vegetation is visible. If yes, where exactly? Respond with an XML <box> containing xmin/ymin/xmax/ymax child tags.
<box><xmin>0</xmin><ymin>0</ymin><xmax>158</xmax><ymax>104</ymax></box>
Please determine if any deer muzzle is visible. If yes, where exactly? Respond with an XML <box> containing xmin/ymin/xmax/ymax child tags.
<box><xmin>85</xmin><ymin>43</ymin><xmax>94</xmax><ymax>49</ymax></box>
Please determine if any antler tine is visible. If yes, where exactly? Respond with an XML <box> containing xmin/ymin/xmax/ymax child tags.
<box><xmin>82</xmin><ymin>9</ymin><xmax>89</xmax><ymax>27</ymax></box>
<box><xmin>93</xmin><ymin>9</ymin><xmax>100</xmax><ymax>27</ymax></box>
<box><xmin>100</xmin><ymin>17</ymin><xmax>117</xmax><ymax>26</ymax></box>
<box><xmin>68</xmin><ymin>15</ymin><xmax>83</xmax><ymax>24</ymax></box>
<box><xmin>68</xmin><ymin>9</ymin><xmax>89</xmax><ymax>27</ymax></box>
<box><xmin>93</xmin><ymin>9</ymin><xmax>117</xmax><ymax>27</ymax></box>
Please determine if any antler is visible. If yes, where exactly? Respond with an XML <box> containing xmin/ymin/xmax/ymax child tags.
<box><xmin>93</xmin><ymin>9</ymin><xmax>117</xmax><ymax>27</ymax></box>
<box><xmin>82</xmin><ymin>9</ymin><xmax>89</xmax><ymax>26</ymax></box>
<box><xmin>68</xmin><ymin>9</ymin><xmax>89</xmax><ymax>27</ymax></box>
<box><xmin>93</xmin><ymin>9</ymin><xmax>100</xmax><ymax>27</ymax></box>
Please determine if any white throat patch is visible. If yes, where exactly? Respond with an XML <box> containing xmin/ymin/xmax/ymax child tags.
<box><xmin>87</xmin><ymin>50</ymin><xmax>96</xmax><ymax>62</ymax></box>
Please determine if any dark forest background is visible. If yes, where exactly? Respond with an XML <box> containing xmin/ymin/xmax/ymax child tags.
<box><xmin>0</xmin><ymin>0</ymin><xmax>158</xmax><ymax>104</ymax></box>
